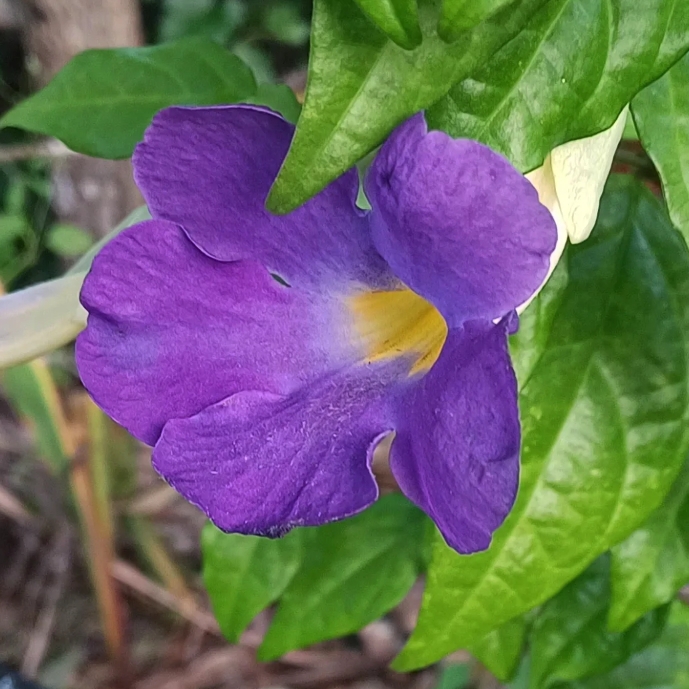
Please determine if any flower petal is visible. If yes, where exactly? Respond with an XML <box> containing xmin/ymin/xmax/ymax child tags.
<box><xmin>520</xmin><ymin>154</ymin><xmax>568</xmax><ymax>313</ymax></box>
<box><xmin>551</xmin><ymin>106</ymin><xmax>627</xmax><ymax>244</ymax></box>
<box><xmin>134</xmin><ymin>105</ymin><xmax>390</xmax><ymax>290</ymax></box>
<box><xmin>390</xmin><ymin>321</ymin><xmax>520</xmax><ymax>553</ymax></box>
<box><xmin>152</xmin><ymin>363</ymin><xmax>404</xmax><ymax>535</ymax></box>
<box><xmin>76</xmin><ymin>219</ymin><xmax>358</xmax><ymax>445</ymax></box>
<box><xmin>366</xmin><ymin>114</ymin><xmax>557</xmax><ymax>327</ymax></box>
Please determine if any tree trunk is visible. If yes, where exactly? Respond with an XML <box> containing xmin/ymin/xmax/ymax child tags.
<box><xmin>21</xmin><ymin>0</ymin><xmax>144</xmax><ymax>238</ymax></box>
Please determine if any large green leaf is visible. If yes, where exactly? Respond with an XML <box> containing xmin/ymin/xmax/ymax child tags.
<box><xmin>469</xmin><ymin>616</ymin><xmax>527</xmax><ymax>682</ymax></box>
<box><xmin>258</xmin><ymin>495</ymin><xmax>427</xmax><ymax>659</ymax></box>
<box><xmin>429</xmin><ymin>0</ymin><xmax>689</xmax><ymax>172</ymax></box>
<box><xmin>529</xmin><ymin>557</ymin><xmax>668</xmax><ymax>688</ymax></box>
<box><xmin>562</xmin><ymin>604</ymin><xmax>689</xmax><ymax>689</ymax></box>
<box><xmin>435</xmin><ymin>664</ymin><xmax>471</xmax><ymax>689</ymax></box>
<box><xmin>438</xmin><ymin>0</ymin><xmax>516</xmax><ymax>40</ymax></box>
<box><xmin>352</xmin><ymin>0</ymin><xmax>422</xmax><ymax>49</ymax></box>
<box><xmin>0</xmin><ymin>38</ymin><xmax>256</xmax><ymax>159</ymax></box>
<box><xmin>267</xmin><ymin>0</ymin><xmax>549</xmax><ymax>213</ymax></box>
<box><xmin>632</xmin><ymin>52</ymin><xmax>689</xmax><ymax>243</ymax></box>
<box><xmin>247</xmin><ymin>83</ymin><xmax>301</xmax><ymax>124</ymax></box>
<box><xmin>202</xmin><ymin>526</ymin><xmax>304</xmax><ymax>643</ymax></box>
<box><xmin>395</xmin><ymin>176</ymin><xmax>689</xmax><ymax>670</ymax></box>
<box><xmin>608</xmin><ymin>460</ymin><xmax>689</xmax><ymax>632</ymax></box>
<box><xmin>510</xmin><ymin>256</ymin><xmax>569</xmax><ymax>385</ymax></box>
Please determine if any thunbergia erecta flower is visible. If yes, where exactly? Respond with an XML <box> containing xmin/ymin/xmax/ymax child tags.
<box><xmin>76</xmin><ymin>106</ymin><xmax>557</xmax><ymax>553</ymax></box>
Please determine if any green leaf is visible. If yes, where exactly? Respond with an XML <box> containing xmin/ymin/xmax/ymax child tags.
<box><xmin>202</xmin><ymin>525</ymin><xmax>304</xmax><ymax>644</ymax></box>
<box><xmin>267</xmin><ymin>0</ymin><xmax>550</xmax><ymax>213</ymax></box>
<box><xmin>0</xmin><ymin>214</ymin><xmax>31</xmax><ymax>278</ymax></box>
<box><xmin>233</xmin><ymin>43</ymin><xmax>275</xmax><ymax>84</ymax></box>
<box><xmin>247</xmin><ymin>83</ymin><xmax>301</xmax><ymax>124</ymax></box>
<box><xmin>395</xmin><ymin>176</ymin><xmax>689</xmax><ymax>670</ymax></box>
<box><xmin>159</xmin><ymin>0</ymin><xmax>244</xmax><ymax>44</ymax></box>
<box><xmin>529</xmin><ymin>557</ymin><xmax>669</xmax><ymax>688</ymax></box>
<box><xmin>469</xmin><ymin>616</ymin><xmax>527</xmax><ymax>682</ymax></box>
<box><xmin>0</xmin><ymin>214</ymin><xmax>29</xmax><ymax>243</ymax></box>
<box><xmin>608</xmin><ymin>460</ymin><xmax>689</xmax><ymax>632</ymax></box>
<box><xmin>2</xmin><ymin>359</ymin><xmax>71</xmax><ymax>473</ymax></box>
<box><xmin>429</xmin><ymin>0</ymin><xmax>689</xmax><ymax>172</ymax></box>
<box><xmin>632</xmin><ymin>52</ymin><xmax>689</xmax><ymax>243</ymax></box>
<box><xmin>435</xmin><ymin>663</ymin><xmax>471</xmax><ymax>689</ymax></box>
<box><xmin>561</xmin><ymin>603</ymin><xmax>689</xmax><ymax>689</ymax></box>
<box><xmin>438</xmin><ymin>0</ymin><xmax>516</xmax><ymax>40</ymax></box>
<box><xmin>351</xmin><ymin>0</ymin><xmax>422</xmax><ymax>49</ymax></box>
<box><xmin>45</xmin><ymin>223</ymin><xmax>94</xmax><ymax>258</ymax></box>
<box><xmin>263</xmin><ymin>1</ymin><xmax>311</xmax><ymax>46</ymax></box>
<box><xmin>510</xmin><ymin>256</ymin><xmax>569</xmax><ymax>385</ymax></box>
<box><xmin>622</xmin><ymin>111</ymin><xmax>639</xmax><ymax>141</ymax></box>
<box><xmin>258</xmin><ymin>495</ymin><xmax>427</xmax><ymax>659</ymax></box>
<box><xmin>0</xmin><ymin>38</ymin><xmax>256</xmax><ymax>159</ymax></box>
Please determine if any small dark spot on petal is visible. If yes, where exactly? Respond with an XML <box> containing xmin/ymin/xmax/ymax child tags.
<box><xmin>271</xmin><ymin>273</ymin><xmax>291</xmax><ymax>287</ymax></box>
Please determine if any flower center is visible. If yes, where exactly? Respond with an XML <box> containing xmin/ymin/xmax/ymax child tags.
<box><xmin>349</xmin><ymin>288</ymin><xmax>448</xmax><ymax>375</ymax></box>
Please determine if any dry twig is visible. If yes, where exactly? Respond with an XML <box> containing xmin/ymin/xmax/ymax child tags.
<box><xmin>21</xmin><ymin>525</ymin><xmax>72</xmax><ymax>678</ymax></box>
<box><xmin>111</xmin><ymin>559</ymin><xmax>222</xmax><ymax>637</ymax></box>
<box><xmin>0</xmin><ymin>139</ymin><xmax>74</xmax><ymax>164</ymax></box>
<box><xmin>126</xmin><ymin>485</ymin><xmax>180</xmax><ymax>516</ymax></box>
<box><xmin>0</xmin><ymin>484</ymin><xmax>36</xmax><ymax>527</ymax></box>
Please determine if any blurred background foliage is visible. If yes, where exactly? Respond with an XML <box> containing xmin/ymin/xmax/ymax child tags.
<box><xmin>0</xmin><ymin>0</ymin><xmax>310</xmax><ymax>292</ymax></box>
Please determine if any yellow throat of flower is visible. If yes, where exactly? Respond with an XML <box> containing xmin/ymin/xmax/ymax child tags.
<box><xmin>349</xmin><ymin>288</ymin><xmax>448</xmax><ymax>375</ymax></box>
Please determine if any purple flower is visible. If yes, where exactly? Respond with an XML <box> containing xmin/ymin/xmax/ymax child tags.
<box><xmin>76</xmin><ymin>106</ymin><xmax>556</xmax><ymax>553</ymax></box>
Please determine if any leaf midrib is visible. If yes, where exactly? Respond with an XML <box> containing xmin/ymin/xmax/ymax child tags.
<box><xmin>265</xmin><ymin>534</ymin><xmax>412</xmax><ymax>654</ymax></box>
<box><xmin>458</xmin><ymin>0</ymin><xmax>572</xmax><ymax>142</ymax></box>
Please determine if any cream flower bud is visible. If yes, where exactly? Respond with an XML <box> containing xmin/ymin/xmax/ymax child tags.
<box><xmin>551</xmin><ymin>106</ymin><xmax>628</xmax><ymax>244</ymax></box>
<box><xmin>520</xmin><ymin>107</ymin><xmax>628</xmax><ymax>312</ymax></box>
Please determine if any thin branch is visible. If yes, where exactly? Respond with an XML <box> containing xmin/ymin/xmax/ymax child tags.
<box><xmin>22</xmin><ymin>526</ymin><xmax>72</xmax><ymax>678</ymax></box>
<box><xmin>126</xmin><ymin>485</ymin><xmax>179</xmax><ymax>516</ymax></box>
<box><xmin>111</xmin><ymin>559</ymin><xmax>222</xmax><ymax>637</ymax></box>
<box><xmin>0</xmin><ymin>0</ymin><xmax>24</xmax><ymax>30</ymax></box>
<box><xmin>0</xmin><ymin>483</ymin><xmax>37</xmax><ymax>527</ymax></box>
<box><xmin>0</xmin><ymin>139</ymin><xmax>74</xmax><ymax>164</ymax></box>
